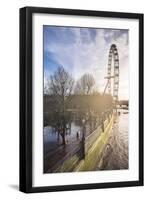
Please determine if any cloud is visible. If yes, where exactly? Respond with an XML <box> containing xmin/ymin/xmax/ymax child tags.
<box><xmin>44</xmin><ymin>26</ymin><xmax>129</xmax><ymax>100</ymax></box>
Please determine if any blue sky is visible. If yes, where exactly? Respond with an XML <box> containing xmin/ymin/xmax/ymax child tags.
<box><xmin>43</xmin><ymin>26</ymin><xmax>129</xmax><ymax>100</ymax></box>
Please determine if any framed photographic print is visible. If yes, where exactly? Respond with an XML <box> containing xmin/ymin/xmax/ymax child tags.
<box><xmin>19</xmin><ymin>7</ymin><xmax>144</xmax><ymax>193</ymax></box>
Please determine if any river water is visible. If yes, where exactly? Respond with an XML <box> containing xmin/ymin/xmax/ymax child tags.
<box><xmin>97</xmin><ymin>109</ymin><xmax>129</xmax><ymax>170</ymax></box>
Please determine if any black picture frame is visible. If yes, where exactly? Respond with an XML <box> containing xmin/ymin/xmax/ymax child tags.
<box><xmin>19</xmin><ymin>6</ymin><xmax>144</xmax><ymax>193</ymax></box>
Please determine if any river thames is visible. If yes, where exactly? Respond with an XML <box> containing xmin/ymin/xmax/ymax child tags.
<box><xmin>97</xmin><ymin>109</ymin><xmax>129</xmax><ymax>170</ymax></box>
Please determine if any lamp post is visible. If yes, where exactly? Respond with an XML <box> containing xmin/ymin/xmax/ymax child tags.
<box><xmin>81</xmin><ymin>118</ymin><xmax>86</xmax><ymax>159</ymax></box>
<box><xmin>101</xmin><ymin>112</ymin><xmax>104</xmax><ymax>132</ymax></box>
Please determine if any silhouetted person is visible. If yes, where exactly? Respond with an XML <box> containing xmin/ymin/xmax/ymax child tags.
<box><xmin>76</xmin><ymin>131</ymin><xmax>79</xmax><ymax>140</ymax></box>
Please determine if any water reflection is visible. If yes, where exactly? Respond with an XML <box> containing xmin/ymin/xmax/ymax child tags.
<box><xmin>44</xmin><ymin>122</ymin><xmax>81</xmax><ymax>143</ymax></box>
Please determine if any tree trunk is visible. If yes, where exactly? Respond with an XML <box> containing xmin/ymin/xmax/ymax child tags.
<box><xmin>57</xmin><ymin>132</ymin><xmax>60</xmax><ymax>142</ymax></box>
<box><xmin>61</xmin><ymin>133</ymin><xmax>66</xmax><ymax>145</ymax></box>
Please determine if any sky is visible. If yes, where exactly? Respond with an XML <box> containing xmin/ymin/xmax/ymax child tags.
<box><xmin>43</xmin><ymin>25</ymin><xmax>129</xmax><ymax>100</ymax></box>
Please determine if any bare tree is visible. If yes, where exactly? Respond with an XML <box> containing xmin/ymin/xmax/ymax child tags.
<box><xmin>44</xmin><ymin>79</ymin><xmax>50</xmax><ymax>95</ymax></box>
<box><xmin>74</xmin><ymin>73</ymin><xmax>95</xmax><ymax>94</ymax></box>
<box><xmin>51</xmin><ymin>67</ymin><xmax>73</xmax><ymax>92</ymax></box>
<box><xmin>48</xmin><ymin>66</ymin><xmax>74</xmax><ymax>145</ymax></box>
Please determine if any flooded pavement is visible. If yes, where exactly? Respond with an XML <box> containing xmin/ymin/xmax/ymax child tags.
<box><xmin>43</xmin><ymin>122</ymin><xmax>83</xmax><ymax>172</ymax></box>
<box><xmin>44</xmin><ymin>122</ymin><xmax>81</xmax><ymax>155</ymax></box>
<box><xmin>43</xmin><ymin>110</ymin><xmax>129</xmax><ymax>172</ymax></box>
<box><xmin>97</xmin><ymin>110</ymin><xmax>129</xmax><ymax>170</ymax></box>
<box><xmin>44</xmin><ymin>121</ymin><xmax>97</xmax><ymax>155</ymax></box>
